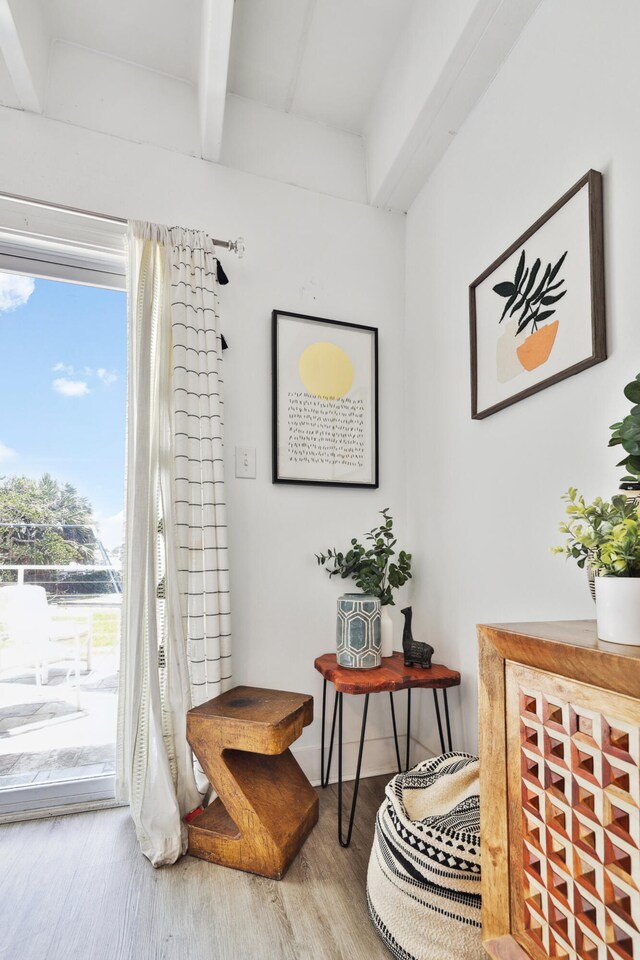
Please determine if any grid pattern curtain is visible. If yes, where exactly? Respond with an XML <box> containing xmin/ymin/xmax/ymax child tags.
<box><xmin>117</xmin><ymin>221</ymin><xmax>232</xmax><ymax>867</ymax></box>
<box><xmin>171</xmin><ymin>232</ymin><xmax>232</xmax><ymax>704</ymax></box>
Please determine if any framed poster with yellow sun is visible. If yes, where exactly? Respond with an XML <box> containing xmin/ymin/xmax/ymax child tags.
<box><xmin>469</xmin><ymin>169</ymin><xmax>606</xmax><ymax>419</ymax></box>
<box><xmin>272</xmin><ymin>310</ymin><xmax>378</xmax><ymax>486</ymax></box>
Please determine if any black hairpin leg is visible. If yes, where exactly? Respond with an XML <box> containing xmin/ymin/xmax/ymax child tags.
<box><xmin>443</xmin><ymin>688</ymin><xmax>453</xmax><ymax>752</ymax></box>
<box><xmin>320</xmin><ymin>678</ymin><xmax>339</xmax><ymax>788</ymax></box>
<box><xmin>337</xmin><ymin>692</ymin><xmax>369</xmax><ymax>848</ymax></box>
<box><xmin>405</xmin><ymin>688</ymin><xmax>411</xmax><ymax>771</ymax></box>
<box><xmin>433</xmin><ymin>689</ymin><xmax>446</xmax><ymax>753</ymax></box>
<box><xmin>389</xmin><ymin>693</ymin><xmax>402</xmax><ymax>773</ymax></box>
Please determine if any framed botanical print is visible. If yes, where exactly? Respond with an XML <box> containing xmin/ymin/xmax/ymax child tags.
<box><xmin>469</xmin><ymin>170</ymin><xmax>606</xmax><ymax>419</ymax></box>
<box><xmin>272</xmin><ymin>310</ymin><xmax>378</xmax><ymax>487</ymax></box>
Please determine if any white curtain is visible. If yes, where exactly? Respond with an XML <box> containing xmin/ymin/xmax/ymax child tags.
<box><xmin>117</xmin><ymin>221</ymin><xmax>232</xmax><ymax>867</ymax></box>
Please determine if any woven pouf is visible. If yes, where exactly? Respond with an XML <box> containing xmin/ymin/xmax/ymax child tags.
<box><xmin>367</xmin><ymin>752</ymin><xmax>483</xmax><ymax>960</ymax></box>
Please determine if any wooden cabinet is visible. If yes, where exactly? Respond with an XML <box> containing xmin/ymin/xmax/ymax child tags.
<box><xmin>478</xmin><ymin>621</ymin><xmax>640</xmax><ymax>960</ymax></box>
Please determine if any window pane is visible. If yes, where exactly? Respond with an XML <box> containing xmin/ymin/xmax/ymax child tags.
<box><xmin>0</xmin><ymin>272</ymin><xmax>126</xmax><ymax>812</ymax></box>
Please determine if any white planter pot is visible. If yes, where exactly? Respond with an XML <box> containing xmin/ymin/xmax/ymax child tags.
<box><xmin>380</xmin><ymin>606</ymin><xmax>394</xmax><ymax>658</ymax></box>
<box><xmin>595</xmin><ymin>576</ymin><xmax>640</xmax><ymax>645</ymax></box>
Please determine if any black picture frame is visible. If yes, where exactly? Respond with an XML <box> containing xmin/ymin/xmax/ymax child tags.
<box><xmin>272</xmin><ymin>310</ymin><xmax>379</xmax><ymax>487</ymax></box>
<box><xmin>469</xmin><ymin>170</ymin><xmax>606</xmax><ymax>419</ymax></box>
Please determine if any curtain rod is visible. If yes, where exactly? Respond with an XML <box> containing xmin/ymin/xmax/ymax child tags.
<box><xmin>0</xmin><ymin>190</ymin><xmax>245</xmax><ymax>257</ymax></box>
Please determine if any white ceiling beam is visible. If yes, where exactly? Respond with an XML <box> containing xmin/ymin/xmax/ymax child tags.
<box><xmin>199</xmin><ymin>0</ymin><xmax>235</xmax><ymax>162</ymax></box>
<box><xmin>366</xmin><ymin>0</ymin><xmax>543</xmax><ymax>212</ymax></box>
<box><xmin>283</xmin><ymin>0</ymin><xmax>316</xmax><ymax>114</ymax></box>
<box><xmin>0</xmin><ymin>0</ymin><xmax>48</xmax><ymax>113</ymax></box>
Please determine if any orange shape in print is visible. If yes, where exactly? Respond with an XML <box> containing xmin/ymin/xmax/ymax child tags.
<box><xmin>517</xmin><ymin>319</ymin><xmax>559</xmax><ymax>371</ymax></box>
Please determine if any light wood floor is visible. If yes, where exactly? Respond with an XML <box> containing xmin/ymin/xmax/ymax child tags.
<box><xmin>0</xmin><ymin>775</ymin><xmax>391</xmax><ymax>960</ymax></box>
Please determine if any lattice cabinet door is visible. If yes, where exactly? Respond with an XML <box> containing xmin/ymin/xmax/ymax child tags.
<box><xmin>505</xmin><ymin>661</ymin><xmax>640</xmax><ymax>960</ymax></box>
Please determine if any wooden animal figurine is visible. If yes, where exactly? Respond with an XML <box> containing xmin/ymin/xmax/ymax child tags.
<box><xmin>401</xmin><ymin>607</ymin><xmax>434</xmax><ymax>668</ymax></box>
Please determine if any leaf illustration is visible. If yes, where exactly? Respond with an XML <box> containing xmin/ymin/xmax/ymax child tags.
<box><xmin>513</xmin><ymin>250</ymin><xmax>526</xmax><ymax>289</ymax></box>
<box><xmin>516</xmin><ymin>309</ymin><xmax>554</xmax><ymax>335</ymax></box>
<box><xmin>523</xmin><ymin>259</ymin><xmax>541</xmax><ymax>297</ymax></box>
<box><xmin>493</xmin><ymin>281</ymin><xmax>516</xmax><ymax>297</ymax></box>
<box><xmin>549</xmin><ymin>250</ymin><xmax>568</xmax><ymax>282</ymax></box>
<box><xmin>499</xmin><ymin>292</ymin><xmax>517</xmax><ymax>322</ymax></box>
<box><xmin>493</xmin><ymin>247</ymin><xmax>568</xmax><ymax>335</ymax></box>
<box><xmin>508</xmin><ymin>268</ymin><xmax>530</xmax><ymax>314</ymax></box>
<box><xmin>531</xmin><ymin>309</ymin><xmax>555</xmax><ymax>324</ymax></box>
<box><xmin>531</xmin><ymin>263</ymin><xmax>551</xmax><ymax>302</ymax></box>
<box><xmin>515</xmin><ymin>298</ymin><xmax>531</xmax><ymax>325</ymax></box>
<box><xmin>541</xmin><ymin>291</ymin><xmax>567</xmax><ymax>305</ymax></box>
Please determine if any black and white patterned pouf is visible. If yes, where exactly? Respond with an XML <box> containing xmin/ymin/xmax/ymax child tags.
<box><xmin>367</xmin><ymin>753</ymin><xmax>483</xmax><ymax>960</ymax></box>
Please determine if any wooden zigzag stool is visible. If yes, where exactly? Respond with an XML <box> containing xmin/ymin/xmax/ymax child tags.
<box><xmin>186</xmin><ymin>685</ymin><xmax>318</xmax><ymax>880</ymax></box>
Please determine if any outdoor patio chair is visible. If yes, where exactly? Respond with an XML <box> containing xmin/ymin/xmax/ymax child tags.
<box><xmin>0</xmin><ymin>584</ymin><xmax>89</xmax><ymax>702</ymax></box>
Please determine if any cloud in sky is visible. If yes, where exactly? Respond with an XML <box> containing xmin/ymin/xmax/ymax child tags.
<box><xmin>0</xmin><ymin>274</ymin><xmax>35</xmax><ymax>312</ymax></box>
<box><xmin>51</xmin><ymin>365</ymin><xmax>119</xmax><ymax>388</ymax></box>
<box><xmin>0</xmin><ymin>440</ymin><xmax>17</xmax><ymax>463</ymax></box>
<box><xmin>95</xmin><ymin>509</ymin><xmax>124</xmax><ymax>553</ymax></box>
<box><xmin>97</xmin><ymin>368</ymin><xmax>118</xmax><ymax>386</ymax></box>
<box><xmin>53</xmin><ymin>378</ymin><xmax>90</xmax><ymax>397</ymax></box>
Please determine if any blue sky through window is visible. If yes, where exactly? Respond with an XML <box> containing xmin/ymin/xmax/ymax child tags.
<box><xmin>0</xmin><ymin>272</ymin><xmax>126</xmax><ymax>551</ymax></box>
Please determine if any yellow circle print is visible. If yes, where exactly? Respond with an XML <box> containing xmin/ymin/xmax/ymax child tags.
<box><xmin>298</xmin><ymin>341</ymin><xmax>354</xmax><ymax>399</ymax></box>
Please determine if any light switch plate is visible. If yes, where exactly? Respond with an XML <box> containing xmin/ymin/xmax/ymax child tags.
<box><xmin>235</xmin><ymin>446</ymin><xmax>256</xmax><ymax>479</ymax></box>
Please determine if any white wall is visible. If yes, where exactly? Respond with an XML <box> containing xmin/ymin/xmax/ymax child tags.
<box><xmin>0</xmin><ymin>106</ymin><xmax>409</xmax><ymax>781</ymax></box>
<box><xmin>404</xmin><ymin>0</ymin><xmax>640</xmax><ymax>756</ymax></box>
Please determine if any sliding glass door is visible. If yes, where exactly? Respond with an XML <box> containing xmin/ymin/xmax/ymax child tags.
<box><xmin>0</xmin><ymin>269</ymin><xmax>126</xmax><ymax>818</ymax></box>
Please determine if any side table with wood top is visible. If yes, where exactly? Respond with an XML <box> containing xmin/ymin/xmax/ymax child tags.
<box><xmin>314</xmin><ymin>652</ymin><xmax>461</xmax><ymax>847</ymax></box>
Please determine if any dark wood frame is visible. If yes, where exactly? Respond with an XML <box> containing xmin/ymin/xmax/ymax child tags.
<box><xmin>271</xmin><ymin>309</ymin><xmax>379</xmax><ymax>488</ymax></box>
<box><xmin>469</xmin><ymin>170</ymin><xmax>606</xmax><ymax>420</ymax></box>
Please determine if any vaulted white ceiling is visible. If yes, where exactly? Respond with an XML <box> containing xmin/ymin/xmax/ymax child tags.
<box><xmin>45</xmin><ymin>0</ymin><xmax>202</xmax><ymax>83</ymax></box>
<box><xmin>0</xmin><ymin>0</ymin><xmax>543</xmax><ymax>211</ymax></box>
<box><xmin>228</xmin><ymin>0</ymin><xmax>414</xmax><ymax>134</ymax></box>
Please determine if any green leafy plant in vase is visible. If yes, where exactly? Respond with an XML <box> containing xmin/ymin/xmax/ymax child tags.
<box><xmin>609</xmin><ymin>372</ymin><xmax>640</xmax><ymax>491</ymax></box>
<box><xmin>316</xmin><ymin>508</ymin><xmax>412</xmax><ymax>658</ymax></box>
<box><xmin>553</xmin><ymin>487</ymin><xmax>640</xmax><ymax>644</ymax></box>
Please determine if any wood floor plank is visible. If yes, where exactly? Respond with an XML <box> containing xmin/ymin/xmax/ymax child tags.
<box><xmin>0</xmin><ymin>775</ymin><xmax>392</xmax><ymax>960</ymax></box>
<box><xmin>0</xmin><ymin>852</ymin><xmax>76</xmax><ymax>959</ymax></box>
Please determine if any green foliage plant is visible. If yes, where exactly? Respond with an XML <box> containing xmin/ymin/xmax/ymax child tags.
<box><xmin>552</xmin><ymin>487</ymin><xmax>640</xmax><ymax>577</ymax></box>
<box><xmin>315</xmin><ymin>508</ymin><xmax>412</xmax><ymax>605</ymax></box>
<box><xmin>609</xmin><ymin>373</ymin><xmax>640</xmax><ymax>484</ymax></box>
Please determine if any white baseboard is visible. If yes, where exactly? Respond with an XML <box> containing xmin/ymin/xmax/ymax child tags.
<box><xmin>0</xmin><ymin>796</ymin><xmax>126</xmax><ymax>824</ymax></box>
<box><xmin>291</xmin><ymin>734</ymin><xmax>434</xmax><ymax>787</ymax></box>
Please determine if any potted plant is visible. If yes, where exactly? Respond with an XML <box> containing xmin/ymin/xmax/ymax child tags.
<box><xmin>553</xmin><ymin>487</ymin><xmax>640</xmax><ymax>644</ymax></box>
<box><xmin>609</xmin><ymin>372</ymin><xmax>640</xmax><ymax>494</ymax></box>
<box><xmin>316</xmin><ymin>508</ymin><xmax>412</xmax><ymax>660</ymax></box>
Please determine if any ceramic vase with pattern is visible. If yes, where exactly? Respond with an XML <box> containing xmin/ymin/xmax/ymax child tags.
<box><xmin>336</xmin><ymin>594</ymin><xmax>381</xmax><ymax>668</ymax></box>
